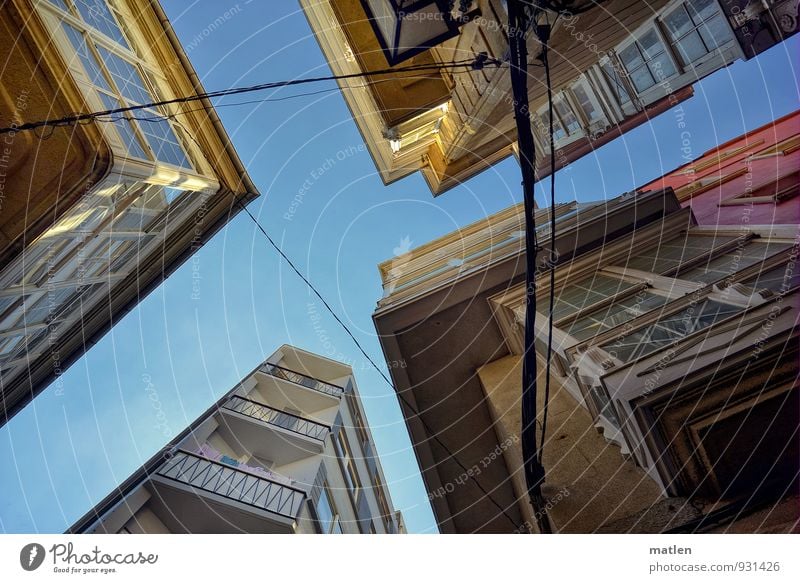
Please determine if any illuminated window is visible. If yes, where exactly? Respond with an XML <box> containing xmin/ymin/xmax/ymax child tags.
<box><xmin>50</xmin><ymin>2</ymin><xmax>192</xmax><ymax>169</ymax></box>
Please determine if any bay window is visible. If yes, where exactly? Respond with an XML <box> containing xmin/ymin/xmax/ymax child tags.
<box><xmin>537</xmin><ymin>95</ymin><xmax>582</xmax><ymax>145</ymax></box>
<box><xmin>662</xmin><ymin>0</ymin><xmax>734</xmax><ymax>66</ymax></box>
<box><xmin>617</xmin><ymin>28</ymin><xmax>677</xmax><ymax>93</ymax></box>
<box><xmin>45</xmin><ymin>0</ymin><xmax>193</xmax><ymax>169</ymax></box>
<box><xmin>599</xmin><ymin>58</ymin><xmax>637</xmax><ymax>116</ymax></box>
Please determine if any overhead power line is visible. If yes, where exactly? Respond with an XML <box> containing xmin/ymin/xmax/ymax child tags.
<box><xmin>0</xmin><ymin>56</ymin><xmax>501</xmax><ymax>135</ymax></box>
<box><xmin>233</xmin><ymin>197</ymin><xmax>524</xmax><ymax>532</ymax></box>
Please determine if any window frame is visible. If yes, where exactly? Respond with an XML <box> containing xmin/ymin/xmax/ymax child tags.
<box><xmin>615</xmin><ymin>24</ymin><xmax>679</xmax><ymax>96</ymax></box>
<box><xmin>314</xmin><ymin>484</ymin><xmax>342</xmax><ymax>534</ymax></box>
<box><xmin>336</xmin><ymin>431</ymin><xmax>362</xmax><ymax>499</ymax></box>
<box><xmin>661</xmin><ymin>0</ymin><xmax>736</xmax><ymax>68</ymax></box>
<box><xmin>39</xmin><ymin>0</ymin><xmax>195</xmax><ymax>171</ymax></box>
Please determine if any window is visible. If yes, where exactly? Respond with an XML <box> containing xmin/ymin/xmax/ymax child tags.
<box><xmin>337</xmin><ymin>432</ymin><xmax>361</xmax><ymax>496</ymax></box>
<box><xmin>570</xmin><ymin>79</ymin><xmax>606</xmax><ymax>126</ymax></box>
<box><xmin>663</xmin><ymin>0</ymin><xmax>733</xmax><ymax>66</ymax></box>
<box><xmin>601</xmin><ymin>299</ymin><xmax>742</xmax><ymax>362</ymax></box>
<box><xmin>565</xmin><ymin>291</ymin><xmax>669</xmax><ymax>342</ymax></box>
<box><xmin>600</xmin><ymin>59</ymin><xmax>636</xmax><ymax>115</ymax></box>
<box><xmin>550</xmin><ymin>274</ymin><xmax>638</xmax><ymax>322</ymax></box>
<box><xmin>349</xmin><ymin>402</ymin><xmax>370</xmax><ymax>449</ymax></box>
<box><xmin>73</xmin><ymin>0</ymin><xmax>129</xmax><ymax>47</ymax></box>
<box><xmin>622</xmin><ymin>233</ymin><xmax>737</xmax><ymax>275</ymax></box>
<box><xmin>618</xmin><ymin>28</ymin><xmax>677</xmax><ymax>93</ymax></box>
<box><xmin>315</xmin><ymin>486</ymin><xmax>342</xmax><ymax>534</ymax></box>
<box><xmin>49</xmin><ymin>1</ymin><xmax>192</xmax><ymax>169</ymax></box>
<box><xmin>679</xmin><ymin>241</ymin><xmax>793</xmax><ymax>285</ymax></box>
<box><xmin>537</xmin><ymin>95</ymin><xmax>582</xmax><ymax>143</ymax></box>
<box><xmin>373</xmin><ymin>472</ymin><xmax>392</xmax><ymax>532</ymax></box>
<box><xmin>744</xmin><ymin>263</ymin><xmax>800</xmax><ymax>293</ymax></box>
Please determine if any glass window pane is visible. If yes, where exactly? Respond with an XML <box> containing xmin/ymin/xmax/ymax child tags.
<box><xmin>572</xmin><ymin>83</ymin><xmax>602</xmax><ymax>123</ymax></box>
<box><xmin>680</xmin><ymin>241</ymin><xmax>792</xmax><ymax>284</ymax></box>
<box><xmin>674</xmin><ymin>31</ymin><xmax>708</xmax><ymax>64</ymax></box>
<box><xmin>95</xmin><ymin>46</ymin><xmax>151</xmax><ymax>104</ymax></box>
<box><xmin>602</xmin><ymin>299</ymin><xmax>742</xmax><ymax>362</ymax></box>
<box><xmin>687</xmin><ymin>0</ymin><xmax>718</xmax><ymax>22</ymax></box>
<box><xmin>601</xmin><ymin>62</ymin><xmax>632</xmax><ymax>105</ymax></box>
<box><xmin>638</xmin><ymin>29</ymin><xmax>665</xmax><ymax>59</ymax></box>
<box><xmin>315</xmin><ymin>489</ymin><xmax>335</xmax><ymax>533</ymax></box>
<box><xmin>555</xmin><ymin>99</ymin><xmax>581</xmax><ymax>134</ymax></box>
<box><xmin>664</xmin><ymin>7</ymin><xmax>693</xmax><ymax>38</ymax></box>
<box><xmin>623</xmin><ymin>233</ymin><xmax>737</xmax><ymax>274</ymax></box>
<box><xmin>62</xmin><ymin>23</ymin><xmax>112</xmax><ymax>91</ymax></box>
<box><xmin>566</xmin><ymin>292</ymin><xmax>668</xmax><ymax>341</ymax></box>
<box><xmin>47</xmin><ymin>0</ymin><xmax>70</xmax><ymax>10</ymax></box>
<box><xmin>698</xmin><ymin>14</ymin><xmax>733</xmax><ymax>51</ymax></box>
<box><xmin>97</xmin><ymin>92</ymin><xmax>148</xmax><ymax>159</ymax></box>
<box><xmin>539</xmin><ymin>110</ymin><xmax>566</xmax><ymax>141</ymax></box>
<box><xmin>619</xmin><ymin>43</ymin><xmax>644</xmax><ymax>70</ymax></box>
<box><xmin>551</xmin><ymin>274</ymin><xmax>636</xmax><ymax>322</ymax></box>
<box><xmin>74</xmin><ymin>0</ymin><xmax>129</xmax><ymax>48</ymax></box>
<box><xmin>648</xmin><ymin>52</ymin><xmax>677</xmax><ymax>80</ymax></box>
<box><xmin>745</xmin><ymin>263</ymin><xmax>800</xmax><ymax>293</ymax></box>
<box><xmin>137</xmin><ymin>113</ymin><xmax>192</xmax><ymax>169</ymax></box>
<box><xmin>629</xmin><ymin>65</ymin><xmax>656</xmax><ymax>93</ymax></box>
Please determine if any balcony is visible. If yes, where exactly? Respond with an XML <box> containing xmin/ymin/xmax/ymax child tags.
<box><xmin>218</xmin><ymin>395</ymin><xmax>330</xmax><ymax>464</ymax></box>
<box><xmin>261</xmin><ymin>362</ymin><xmax>344</xmax><ymax>397</ymax></box>
<box><xmin>148</xmin><ymin>450</ymin><xmax>306</xmax><ymax>533</ymax></box>
<box><xmin>256</xmin><ymin>362</ymin><xmax>344</xmax><ymax>414</ymax></box>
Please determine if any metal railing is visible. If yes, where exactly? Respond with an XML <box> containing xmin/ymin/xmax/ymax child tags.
<box><xmin>156</xmin><ymin>450</ymin><xmax>306</xmax><ymax>520</ymax></box>
<box><xmin>224</xmin><ymin>395</ymin><xmax>330</xmax><ymax>441</ymax></box>
<box><xmin>260</xmin><ymin>362</ymin><xmax>344</xmax><ymax>398</ymax></box>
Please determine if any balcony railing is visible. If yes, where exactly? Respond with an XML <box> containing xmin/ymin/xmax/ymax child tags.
<box><xmin>156</xmin><ymin>450</ymin><xmax>306</xmax><ymax>519</ymax></box>
<box><xmin>260</xmin><ymin>362</ymin><xmax>344</xmax><ymax>398</ymax></box>
<box><xmin>223</xmin><ymin>395</ymin><xmax>330</xmax><ymax>441</ymax></box>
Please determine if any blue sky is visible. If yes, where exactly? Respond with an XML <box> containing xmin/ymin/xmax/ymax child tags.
<box><xmin>0</xmin><ymin>2</ymin><xmax>797</xmax><ymax>534</ymax></box>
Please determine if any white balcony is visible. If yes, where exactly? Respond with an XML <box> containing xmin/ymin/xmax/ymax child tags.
<box><xmin>255</xmin><ymin>362</ymin><xmax>343</xmax><ymax>414</ymax></box>
<box><xmin>217</xmin><ymin>395</ymin><xmax>329</xmax><ymax>464</ymax></box>
<box><xmin>147</xmin><ymin>450</ymin><xmax>306</xmax><ymax>533</ymax></box>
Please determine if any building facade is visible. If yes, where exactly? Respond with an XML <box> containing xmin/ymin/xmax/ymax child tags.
<box><xmin>0</xmin><ymin>0</ymin><xmax>258</xmax><ymax>423</ymax></box>
<box><xmin>373</xmin><ymin>117</ymin><xmax>799</xmax><ymax>531</ymax></box>
<box><xmin>301</xmin><ymin>0</ymin><xmax>797</xmax><ymax>195</ymax></box>
<box><xmin>69</xmin><ymin>346</ymin><xmax>404</xmax><ymax>534</ymax></box>
<box><xmin>640</xmin><ymin>109</ymin><xmax>800</xmax><ymax>226</ymax></box>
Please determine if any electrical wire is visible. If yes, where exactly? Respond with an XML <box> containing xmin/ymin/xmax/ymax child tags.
<box><xmin>232</xmin><ymin>197</ymin><xmax>524</xmax><ymax>532</ymax></box>
<box><xmin>0</xmin><ymin>56</ymin><xmax>501</xmax><ymax>135</ymax></box>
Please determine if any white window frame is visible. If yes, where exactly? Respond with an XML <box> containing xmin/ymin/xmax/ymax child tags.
<box><xmin>37</xmin><ymin>0</ymin><xmax>197</xmax><ymax>172</ymax></box>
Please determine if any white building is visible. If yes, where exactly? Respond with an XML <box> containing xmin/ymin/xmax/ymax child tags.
<box><xmin>69</xmin><ymin>346</ymin><xmax>404</xmax><ymax>534</ymax></box>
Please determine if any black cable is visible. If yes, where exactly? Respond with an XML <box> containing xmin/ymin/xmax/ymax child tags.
<box><xmin>232</xmin><ymin>197</ymin><xmax>524</xmax><ymax>532</ymax></box>
<box><xmin>539</xmin><ymin>27</ymin><xmax>557</xmax><ymax>472</ymax></box>
<box><xmin>0</xmin><ymin>57</ymin><xmax>501</xmax><ymax>135</ymax></box>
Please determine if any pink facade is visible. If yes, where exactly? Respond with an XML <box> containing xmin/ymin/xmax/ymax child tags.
<box><xmin>640</xmin><ymin>110</ymin><xmax>800</xmax><ymax>226</ymax></box>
